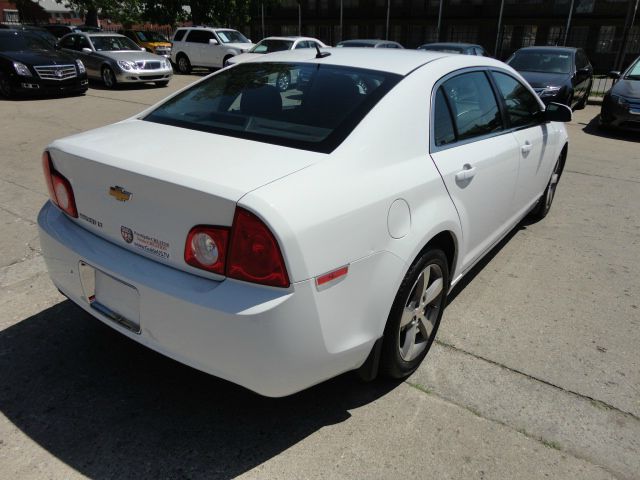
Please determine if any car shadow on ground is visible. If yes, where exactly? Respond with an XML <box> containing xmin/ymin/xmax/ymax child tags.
<box><xmin>88</xmin><ymin>80</ymin><xmax>169</xmax><ymax>92</ymax></box>
<box><xmin>579</xmin><ymin>114</ymin><xmax>640</xmax><ymax>143</ymax></box>
<box><xmin>0</xmin><ymin>300</ymin><xmax>401</xmax><ymax>478</ymax></box>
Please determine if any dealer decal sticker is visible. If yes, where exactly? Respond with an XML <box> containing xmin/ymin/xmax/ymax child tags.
<box><xmin>121</xmin><ymin>226</ymin><xmax>171</xmax><ymax>259</ymax></box>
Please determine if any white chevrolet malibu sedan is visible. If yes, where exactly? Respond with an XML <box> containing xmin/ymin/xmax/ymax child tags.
<box><xmin>38</xmin><ymin>49</ymin><xmax>570</xmax><ymax>396</ymax></box>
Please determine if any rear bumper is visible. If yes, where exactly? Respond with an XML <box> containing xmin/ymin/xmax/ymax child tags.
<box><xmin>38</xmin><ymin>202</ymin><xmax>385</xmax><ymax>397</ymax></box>
<box><xmin>600</xmin><ymin>99</ymin><xmax>640</xmax><ymax>130</ymax></box>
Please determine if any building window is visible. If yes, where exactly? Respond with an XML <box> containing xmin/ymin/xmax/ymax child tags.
<box><xmin>4</xmin><ymin>9</ymin><xmax>19</xmax><ymax>23</ymax></box>
<box><xmin>596</xmin><ymin>26</ymin><xmax>616</xmax><ymax>53</ymax></box>
<box><xmin>566</xmin><ymin>25</ymin><xmax>589</xmax><ymax>48</ymax></box>
<box><xmin>547</xmin><ymin>26</ymin><xmax>563</xmax><ymax>46</ymax></box>
<box><xmin>628</xmin><ymin>26</ymin><xmax>640</xmax><ymax>54</ymax></box>
<box><xmin>521</xmin><ymin>25</ymin><xmax>537</xmax><ymax>47</ymax></box>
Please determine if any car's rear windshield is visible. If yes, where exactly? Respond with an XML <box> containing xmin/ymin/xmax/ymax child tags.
<box><xmin>136</xmin><ymin>31</ymin><xmax>168</xmax><ymax>43</ymax></box>
<box><xmin>507</xmin><ymin>51</ymin><xmax>572</xmax><ymax>74</ymax></box>
<box><xmin>144</xmin><ymin>62</ymin><xmax>402</xmax><ymax>153</ymax></box>
<box><xmin>421</xmin><ymin>45</ymin><xmax>464</xmax><ymax>53</ymax></box>
<box><xmin>250</xmin><ymin>39</ymin><xmax>293</xmax><ymax>53</ymax></box>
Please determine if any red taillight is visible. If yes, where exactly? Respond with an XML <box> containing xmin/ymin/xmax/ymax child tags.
<box><xmin>227</xmin><ymin>208</ymin><xmax>290</xmax><ymax>288</ymax></box>
<box><xmin>42</xmin><ymin>151</ymin><xmax>78</xmax><ymax>218</ymax></box>
<box><xmin>184</xmin><ymin>226</ymin><xmax>229</xmax><ymax>275</ymax></box>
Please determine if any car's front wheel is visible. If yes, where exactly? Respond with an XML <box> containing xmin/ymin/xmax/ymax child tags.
<box><xmin>155</xmin><ymin>81</ymin><xmax>169</xmax><ymax>88</ymax></box>
<box><xmin>276</xmin><ymin>71</ymin><xmax>291</xmax><ymax>92</ymax></box>
<box><xmin>101</xmin><ymin>66</ymin><xmax>117</xmax><ymax>89</ymax></box>
<box><xmin>380</xmin><ymin>248</ymin><xmax>449</xmax><ymax>379</ymax></box>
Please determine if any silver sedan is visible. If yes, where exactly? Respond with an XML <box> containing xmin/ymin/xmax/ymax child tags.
<box><xmin>58</xmin><ymin>32</ymin><xmax>173</xmax><ymax>88</ymax></box>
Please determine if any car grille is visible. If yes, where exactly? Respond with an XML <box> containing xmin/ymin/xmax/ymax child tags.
<box><xmin>136</xmin><ymin>61</ymin><xmax>162</xmax><ymax>70</ymax></box>
<box><xmin>34</xmin><ymin>65</ymin><xmax>77</xmax><ymax>81</ymax></box>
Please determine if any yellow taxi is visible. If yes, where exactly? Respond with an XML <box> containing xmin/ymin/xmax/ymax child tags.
<box><xmin>122</xmin><ymin>30</ymin><xmax>171</xmax><ymax>58</ymax></box>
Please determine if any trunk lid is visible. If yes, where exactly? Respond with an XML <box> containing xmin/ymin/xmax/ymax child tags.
<box><xmin>48</xmin><ymin>119</ymin><xmax>321</xmax><ymax>279</ymax></box>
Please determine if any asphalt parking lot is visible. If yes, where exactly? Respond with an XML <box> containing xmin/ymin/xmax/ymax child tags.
<box><xmin>0</xmin><ymin>78</ymin><xmax>638</xmax><ymax>479</ymax></box>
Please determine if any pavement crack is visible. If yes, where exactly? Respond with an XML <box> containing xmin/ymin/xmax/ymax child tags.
<box><xmin>0</xmin><ymin>178</ymin><xmax>47</xmax><ymax>198</ymax></box>
<box><xmin>84</xmin><ymin>93</ymin><xmax>153</xmax><ymax>107</ymax></box>
<box><xmin>433</xmin><ymin>339</ymin><xmax>640</xmax><ymax>422</ymax></box>
<box><xmin>405</xmin><ymin>380</ymin><xmax>625</xmax><ymax>480</ymax></box>
<box><xmin>565</xmin><ymin>169</ymin><xmax>640</xmax><ymax>185</ymax></box>
<box><xmin>0</xmin><ymin>204</ymin><xmax>36</xmax><ymax>225</ymax></box>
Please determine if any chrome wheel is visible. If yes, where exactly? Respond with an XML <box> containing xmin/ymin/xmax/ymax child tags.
<box><xmin>276</xmin><ymin>72</ymin><xmax>290</xmax><ymax>92</ymax></box>
<box><xmin>177</xmin><ymin>55</ymin><xmax>190</xmax><ymax>74</ymax></box>
<box><xmin>102</xmin><ymin>67</ymin><xmax>115</xmax><ymax>88</ymax></box>
<box><xmin>398</xmin><ymin>263</ymin><xmax>444</xmax><ymax>362</ymax></box>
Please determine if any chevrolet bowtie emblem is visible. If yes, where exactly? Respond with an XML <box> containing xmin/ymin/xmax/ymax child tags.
<box><xmin>109</xmin><ymin>186</ymin><xmax>132</xmax><ymax>202</ymax></box>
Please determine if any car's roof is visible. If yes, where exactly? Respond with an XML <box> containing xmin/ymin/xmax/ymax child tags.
<box><xmin>338</xmin><ymin>39</ymin><xmax>395</xmax><ymax>45</ymax></box>
<box><xmin>260</xmin><ymin>36</ymin><xmax>319</xmax><ymax>42</ymax></box>
<box><xmin>84</xmin><ymin>32</ymin><xmax>126</xmax><ymax>37</ymax></box>
<box><xmin>242</xmin><ymin>48</ymin><xmax>504</xmax><ymax>76</ymax></box>
<box><xmin>420</xmin><ymin>42</ymin><xmax>481</xmax><ymax>48</ymax></box>
<box><xmin>516</xmin><ymin>46</ymin><xmax>577</xmax><ymax>54</ymax></box>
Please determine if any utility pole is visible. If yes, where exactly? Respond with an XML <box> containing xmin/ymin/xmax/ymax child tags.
<box><xmin>261</xmin><ymin>2</ymin><xmax>265</xmax><ymax>39</ymax></box>
<box><xmin>563</xmin><ymin>0</ymin><xmax>575</xmax><ymax>46</ymax></box>
<box><xmin>616</xmin><ymin>0</ymin><xmax>640</xmax><ymax>71</ymax></box>
<box><xmin>386</xmin><ymin>0</ymin><xmax>391</xmax><ymax>40</ymax></box>
<box><xmin>339</xmin><ymin>0</ymin><xmax>343</xmax><ymax>43</ymax></box>
<box><xmin>494</xmin><ymin>0</ymin><xmax>505</xmax><ymax>57</ymax></box>
<box><xmin>298</xmin><ymin>2</ymin><xmax>302</xmax><ymax>36</ymax></box>
<box><xmin>437</xmin><ymin>0</ymin><xmax>444</xmax><ymax>42</ymax></box>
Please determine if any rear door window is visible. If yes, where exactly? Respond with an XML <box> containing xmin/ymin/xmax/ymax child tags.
<box><xmin>433</xmin><ymin>88</ymin><xmax>456</xmax><ymax>146</ymax></box>
<box><xmin>441</xmin><ymin>71</ymin><xmax>503</xmax><ymax>141</ymax></box>
<box><xmin>173</xmin><ymin>29</ymin><xmax>187</xmax><ymax>42</ymax></box>
<box><xmin>186</xmin><ymin>30</ymin><xmax>213</xmax><ymax>44</ymax></box>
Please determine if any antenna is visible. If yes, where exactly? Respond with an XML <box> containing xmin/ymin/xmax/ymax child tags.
<box><xmin>315</xmin><ymin>43</ymin><xmax>330</xmax><ymax>59</ymax></box>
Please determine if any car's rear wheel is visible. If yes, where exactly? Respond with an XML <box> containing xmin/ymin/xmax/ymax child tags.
<box><xmin>276</xmin><ymin>71</ymin><xmax>291</xmax><ymax>92</ymax></box>
<box><xmin>380</xmin><ymin>249</ymin><xmax>449</xmax><ymax>379</ymax></box>
<box><xmin>101</xmin><ymin>66</ymin><xmax>117</xmax><ymax>89</ymax></box>
<box><xmin>0</xmin><ymin>72</ymin><xmax>14</xmax><ymax>99</ymax></box>
<box><xmin>176</xmin><ymin>54</ymin><xmax>191</xmax><ymax>74</ymax></box>
<box><xmin>530</xmin><ymin>153</ymin><xmax>563</xmax><ymax>220</ymax></box>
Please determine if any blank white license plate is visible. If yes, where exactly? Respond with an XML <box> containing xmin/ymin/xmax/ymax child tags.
<box><xmin>79</xmin><ymin>262</ymin><xmax>140</xmax><ymax>333</ymax></box>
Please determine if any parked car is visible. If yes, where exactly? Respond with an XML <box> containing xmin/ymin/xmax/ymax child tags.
<box><xmin>418</xmin><ymin>42</ymin><xmax>488</xmax><ymax>56</ymax></box>
<box><xmin>336</xmin><ymin>39</ymin><xmax>403</xmax><ymax>49</ymax></box>
<box><xmin>600</xmin><ymin>56</ymin><xmax>640</xmax><ymax>131</ymax></box>
<box><xmin>38</xmin><ymin>49</ymin><xmax>570</xmax><ymax>397</ymax></box>
<box><xmin>0</xmin><ymin>30</ymin><xmax>88</xmax><ymax>98</ymax></box>
<box><xmin>171</xmin><ymin>26</ymin><xmax>254</xmax><ymax>73</ymax></box>
<box><xmin>121</xmin><ymin>30</ymin><xmax>171</xmax><ymax>58</ymax></box>
<box><xmin>506</xmin><ymin>46</ymin><xmax>593</xmax><ymax>110</ymax></box>
<box><xmin>58</xmin><ymin>32</ymin><xmax>172</xmax><ymax>88</ymax></box>
<box><xmin>225</xmin><ymin>36</ymin><xmax>328</xmax><ymax>90</ymax></box>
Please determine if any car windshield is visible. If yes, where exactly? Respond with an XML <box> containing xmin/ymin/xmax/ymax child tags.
<box><xmin>250</xmin><ymin>39</ymin><xmax>294</xmax><ymax>53</ymax></box>
<box><xmin>216</xmin><ymin>30</ymin><xmax>249</xmax><ymax>44</ymax></box>
<box><xmin>0</xmin><ymin>32</ymin><xmax>52</xmax><ymax>51</ymax></box>
<box><xmin>144</xmin><ymin>62</ymin><xmax>401</xmax><ymax>153</ymax></box>
<box><xmin>136</xmin><ymin>31</ymin><xmax>168</xmax><ymax>43</ymax></box>
<box><xmin>91</xmin><ymin>35</ymin><xmax>140</xmax><ymax>51</ymax></box>
<box><xmin>624</xmin><ymin>58</ymin><xmax>640</xmax><ymax>80</ymax></box>
<box><xmin>507</xmin><ymin>51</ymin><xmax>572</xmax><ymax>74</ymax></box>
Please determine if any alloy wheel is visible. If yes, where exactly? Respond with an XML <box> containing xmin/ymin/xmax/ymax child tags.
<box><xmin>398</xmin><ymin>263</ymin><xmax>444</xmax><ymax>362</ymax></box>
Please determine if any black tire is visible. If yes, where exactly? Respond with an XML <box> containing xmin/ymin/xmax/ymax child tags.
<box><xmin>276</xmin><ymin>71</ymin><xmax>291</xmax><ymax>92</ymax></box>
<box><xmin>101</xmin><ymin>65</ymin><xmax>117</xmax><ymax>89</ymax></box>
<box><xmin>380</xmin><ymin>249</ymin><xmax>449</xmax><ymax>379</ymax></box>
<box><xmin>575</xmin><ymin>83</ymin><xmax>591</xmax><ymax>110</ymax></box>
<box><xmin>176</xmin><ymin>54</ymin><xmax>191</xmax><ymax>74</ymax></box>
<box><xmin>222</xmin><ymin>55</ymin><xmax>233</xmax><ymax>68</ymax></box>
<box><xmin>0</xmin><ymin>71</ymin><xmax>15</xmax><ymax>99</ymax></box>
<box><xmin>155</xmin><ymin>81</ymin><xmax>169</xmax><ymax>87</ymax></box>
<box><xmin>529</xmin><ymin>153</ymin><xmax>563</xmax><ymax>221</ymax></box>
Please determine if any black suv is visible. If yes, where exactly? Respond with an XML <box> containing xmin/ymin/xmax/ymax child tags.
<box><xmin>507</xmin><ymin>46</ymin><xmax>593</xmax><ymax>110</ymax></box>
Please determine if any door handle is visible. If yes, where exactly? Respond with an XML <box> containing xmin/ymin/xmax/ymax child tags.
<box><xmin>521</xmin><ymin>141</ymin><xmax>533</xmax><ymax>154</ymax></box>
<box><xmin>455</xmin><ymin>164</ymin><xmax>476</xmax><ymax>181</ymax></box>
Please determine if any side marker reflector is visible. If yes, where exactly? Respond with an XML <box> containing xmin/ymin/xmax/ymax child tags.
<box><xmin>316</xmin><ymin>265</ymin><xmax>349</xmax><ymax>286</ymax></box>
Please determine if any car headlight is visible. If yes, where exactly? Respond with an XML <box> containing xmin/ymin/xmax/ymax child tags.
<box><xmin>539</xmin><ymin>86</ymin><xmax>561</xmax><ymax>97</ymax></box>
<box><xmin>13</xmin><ymin>62</ymin><xmax>32</xmax><ymax>77</ymax></box>
<box><xmin>610</xmin><ymin>94</ymin><xmax>629</xmax><ymax>106</ymax></box>
<box><xmin>76</xmin><ymin>59</ymin><xmax>86</xmax><ymax>74</ymax></box>
<box><xmin>163</xmin><ymin>59</ymin><xmax>170</xmax><ymax>69</ymax></box>
<box><xmin>117</xmin><ymin>60</ymin><xmax>137</xmax><ymax>71</ymax></box>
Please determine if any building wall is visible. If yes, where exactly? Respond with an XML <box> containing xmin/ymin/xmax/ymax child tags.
<box><xmin>249</xmin><ymin>0</ymin><xmax>640</xmax><ymax>72</ymax></box>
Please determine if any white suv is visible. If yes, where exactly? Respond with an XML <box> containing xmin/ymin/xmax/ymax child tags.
<box><xmin>171</xmin><ymin>27</ymin><xmax>254</xmax><ymax>73</ymax></box>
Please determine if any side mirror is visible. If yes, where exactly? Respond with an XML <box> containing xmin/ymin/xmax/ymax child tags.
<box><xmin>209</xmin><ymin>38</ymin><xmax>219</xmax><ymax>45</ymax></box>
<box><xmin>608</xmin><ymin>70</ymin><xmax>621</xmax><ymax>79</ymax></box>
<box><xmin>82</xmin><ymin>47</ymin><xmax>92</xmax><ymax>53</ymax></box>
<box><xmin>578</xmin><ymin>67</ymin><xmax>591</xmax><ymax>75</ymax></box>
<box><xmin>140</xmin><ymin>47</ymin><xmax>145</xmax><ymax>51</ymax></box>
<box><xmin>248</xmin><ymin>39</ymin><xmax>252</xmax><ymax>43</ymax></box>
<box><xmin>544</xmin><ymin>102</ymin><xmax>572</xmax><ymax>122</ymax></box>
